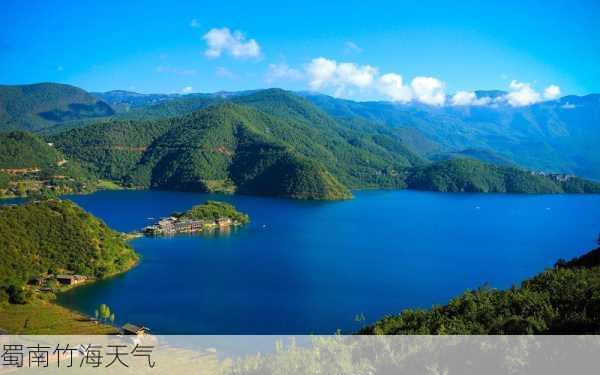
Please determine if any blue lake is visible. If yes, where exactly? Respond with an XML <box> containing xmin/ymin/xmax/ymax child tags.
<box><xmin>52</xmin><ymin>189</ymin><xmax>600</xmax><ymax>334</ymax></box>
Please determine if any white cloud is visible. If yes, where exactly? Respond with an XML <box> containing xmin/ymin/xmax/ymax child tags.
<box><xmin>411</xmin><ymin>76</ymin><xmax>446</xmax><ymax>106</ymax></box>
<box><xmin>203</xmin><ymin>27</ymin><xmax>261</xmax><ymax>59</ymax></box>
<box><xmin>305</xmin><ymin>58</ymin><xmax>447</xmax><ymax>104</ymax></box>
<box><xmin>338</xmin><ymin>62</ymin><xmax>377</xmax><ymax>87</ymax></box>
<box><xmin>344</xmin><ymin>41</ymin><xmax>362</xmax><ymax>54</ymax></box>
<box><xmin>504</xmin><ymin>80</ymin><xmax>542</xmax><ymax>107</ymax></box>
<box><xmin>306</xmin><ymin>57</ymin><xmax>377</xmax><ymax>96</ymax></box>
<box><xmin>306</xmin><ymin>57</ymin><xmax>337</xmax><ymax>89</ymax></box>
<box><xmin>378</xmin><ymin>73</ymin><xmax>412</xmax><ymax>103</ymax></box>
<box><xmin>216</xmin><ymin>66</ymin><xmax>235</xmax><ymax>79</ymax></box>
<box><xmin>561</xmin><ymin>103</ymin><xmax>576</xmax><ymax>109</ymax></box>
<box><xmin>283</xmin><ymin>55</ymin><xmax>562</xmax><ymax>107</ymax></box>
<box><xmin>451</xmin><ymin>91</ymin><xmax>492</xmax><ymax>106</ymax></box>
<box><xmin>181</xmin><ymin>86</ymin><xmax>193</xmax><ymax>94</ymax></box>
<box><xmin>544</xmin><ymin>84</ymin><xmax>561</xmax><ymax>100</ymax></box>
<box><xmin>189</xmin><ymin>19</ymin><xmax>200</xmax><ymax>28</ymax></box>
<box><xmin>266</xmin><ymin>63</ymin><xmax>303</xmax><ymax>83</ymax></box>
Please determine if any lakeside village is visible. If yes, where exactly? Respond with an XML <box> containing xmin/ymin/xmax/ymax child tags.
<box><xmin>141</xmin><ymin>200</ymin><xmax>250</xmax><ymax>236</ymax></box>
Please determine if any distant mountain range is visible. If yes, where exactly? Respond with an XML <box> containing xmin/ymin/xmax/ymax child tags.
<box><xmin>300</xmin><ymin>92</ymin><xmax>600</xmax><ymax>181</ymax></box>
<box><xmin>0</xmin><ymin>82</ymin><xmax>599</xmax><ymax>199</ymax></box>
<box><xmin>0</xmin><ymin>83</ymin><xmax>114</xmax><ymax>132</ymax></box>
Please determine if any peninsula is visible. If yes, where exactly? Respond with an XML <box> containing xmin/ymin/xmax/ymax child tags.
<box><xmin>143</xmin><ymin>200</ymin><xmax>250</xmax><ymax>235</ymax></box>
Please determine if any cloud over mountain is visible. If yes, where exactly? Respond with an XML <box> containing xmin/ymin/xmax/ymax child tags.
<box><xmin>203</xmin><ymin>27</ymin><xmax>261</xmax><ymax>59</ymax></box>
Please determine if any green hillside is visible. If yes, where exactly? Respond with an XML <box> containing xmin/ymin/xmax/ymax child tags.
<box><xmin>180</xmin><ymin>200</ymin><xmax>250</xmax><ymax>224</ymax></box>
<box><xmin>0</xmin><ymin>200</ymin><xmax>138</xmax><ymax>303</ymax></box>
<box><xmin>51</xmin><ymin>90</ymin><xmax>429</xmax><ymax>199</ymax></box>
<box><xmin>128</xmin><ymin>103</ymin><xmax>352</xmax><ymax>199</ymax></box>
<box><xmin>0</xmin><ymin>131</ymin><xmax>62</xmax><ymax>169</ymax></box>
<box><xmin>360</xmin><ymin>242</ymin><xmax>600</xmax><ymax>334</ymax></box>
<box><xmin>0</xmin><ymin>131</ymin><xmax>98</xmax><ymax>198</ymax></box>
<box><xmin>49</xmin><ymin>118</ymin><xmax>173</xmax><ymax>182</ymax></box>
<box><xmin>48</xmin><ymin>89</ymin><xmax>600</xmax><ymax>199</ymax></box>
<box><xmin>405</xmin><ymin>158</ymin><xmax>600</xmax><ymax>194</ymax></box>
<box><xmin>303</xmin><ymin>92</ymin><xmax>600</xmax><ymax>181</ymax></box>
<box><xmin>0</xmin><ymin>83</ymin><xmax>114</xmax><ymax>132</ymax></box>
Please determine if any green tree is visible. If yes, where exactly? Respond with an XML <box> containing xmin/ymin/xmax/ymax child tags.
<box><xmin>98</xmin><ymin>304</ymin><xmax>111</xmax><ymax>322</ymax></box>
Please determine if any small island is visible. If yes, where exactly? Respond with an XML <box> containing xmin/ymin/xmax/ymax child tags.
<box><xmin>142</xmin><ymin>200</ymin><xmax>250</xmax><ymax>236</ymax></box>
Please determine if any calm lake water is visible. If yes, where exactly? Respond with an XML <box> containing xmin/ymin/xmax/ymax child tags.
<box><xmin>51</xmin><ymin>189</ymin><xmax>600</xmax><ymax>334</ymax></box>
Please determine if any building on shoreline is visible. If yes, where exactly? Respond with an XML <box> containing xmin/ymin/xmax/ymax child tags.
<box><xmin>56</xmin><ymin>274</ymin><xmax>88</xmax><ymax>285</ymax></box>
<box><xmin>142</xmin><ymin>216</ymin><xmax>234</xmax><ymax>235</ymax></box>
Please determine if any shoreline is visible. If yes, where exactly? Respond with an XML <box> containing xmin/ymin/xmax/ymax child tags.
<box><xmin>0</xmin><ymin>251</ymin><xmax>141</xmax><ymax>335</ymax></box>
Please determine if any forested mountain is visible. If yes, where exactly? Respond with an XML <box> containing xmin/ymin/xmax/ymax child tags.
<box><xmin>3</xmin><ymin>82</ymin><xmax>599</xmax><ymax>182</ymax></box>
<box><xmin>0</xmin><ymin>131</ymin><xmax>62</xmax><ymax>169</ymax></box>
<box><xmin>0</xmin><ymin>131</ymin><xmax>97</xmax><ymax>198</ymax></box>
<box><xmin>50</xmin><ymin>90</ymin><xmax>428</xmax><ymax>199</ymax></box>
<box><xmin>48</xmin><ymin>89</ymin><xmax>600</xmax><ymax>199</ymax></box>
<box><xmin>0</xmin><ymin>83</ymin><xmax>114</xmax><ymax>132</ymax></box>
<box><xmin>0</xmin><ymin>200</ymin><xmax>138</xmax><ymax>303</ymax></box>
<box><xmin>301</xmin><ymin>92</ymin><xmax>600</xmax><ymax>181</ymax></box>
<box><xmin>93</xmin><ymin>89</ymin><xmax>247</xmax><ymax>114</ymax></box>
<box><xmin>131</xmin><ymin>103</ymin><xmax>352</xmax><ymax>199</ymax></box>
<box><xmin>360</xmin><ymin>242</ymin><xmax>600</xmax><ymax>334</ymax></box>
<box><xmin>92</xmin><ymin>90</ymin><xmax>179</xmax><ymax>112</ymax></box>
<box><xmin>2</xmin><ymin>84</ymin><xmax>598</xmax><ymax>199</ymax></box>
<box><xmin>405</xmin><ymin>158</ymin><xmax>600</xmax><ymax>194</ymax></box>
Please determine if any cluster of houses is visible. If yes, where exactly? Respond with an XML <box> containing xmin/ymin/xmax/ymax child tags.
<box><xmin>143</xmin><ymin>216</ymin><xmax>233</xmax><ymax>235</ymax></box>
<box><xmin>29</xmin><ymin>273</ymin><xmax>89</xmax><ymax>289</ymax></box>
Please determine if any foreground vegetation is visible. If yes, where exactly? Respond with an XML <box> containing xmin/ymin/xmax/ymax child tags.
<box><xmin>361</xmin><ymin>237</ymin><xmax>600</xmax><ymax>334</ymax></box>
<box><xmin>0</xmin><ymin>199</ymin><xmax>138</xmax><ymax>304</ymax></box>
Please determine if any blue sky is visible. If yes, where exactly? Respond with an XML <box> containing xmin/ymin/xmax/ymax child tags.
<box><xmin>1</xmin><ymin>0</ymin><xmax>599</xmax><ymax>102</ymax></box>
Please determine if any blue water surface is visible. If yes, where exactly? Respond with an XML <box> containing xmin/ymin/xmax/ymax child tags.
<box><xmin>50</xmin><ymin>189</ymin><xmax>600</xmax><ymax>334</ymax></box>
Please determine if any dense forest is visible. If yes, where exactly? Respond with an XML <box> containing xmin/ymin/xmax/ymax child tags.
<box><xmin>303</xmin><ymin>92</ymin><xmax>600</xmax><ymax>181</ymax></box>
<box><xmin>360</xmin><ymin>239</ymin><xmax>600</xmax><ymax>334</ymax></box>
<box><xmin>0</xmin><ymin>131</ymin><xmax>98</xmax><ymax>198</ymax></box>
<box><xmin>0</xmin><ymin>83</ymin><xmax>113</xmax><ymax>132</ymax></box>
<box><xmin>179</xmin><ymin>200</ymin><xmax>250</xmax><ymax>224</ymax></box>
<box><xmin>0</xmin><ymin>200</ymin><xmax>138</xmax><ymax>303</ymax></box>
<box><xmin>1</xmin><ymin>84</ymin><xmax>600</xmax><ymax>199</ymax></box>
<box><xmin>405</xmin><ymin>158</ymin><xmax>600</xmax><ymax>194</ymax></box>
<box><xmin>0</xmin><ymin>131</ymin><xmax>62</xmax><ymax>168</ymax></box>
<box><xmin>48</xmin><ymin>89</ymin><xmax>600</xmax><ymax>200</ymax></box>
<box><xmin>50</xmin><ymin>90</ymin><xmax>427</xmax><ymax>199</ymax></box>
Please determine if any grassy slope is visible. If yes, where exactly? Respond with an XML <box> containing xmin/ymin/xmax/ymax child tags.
<box><xmin>0</xmin><ymin>298</ymin><xmax>118</xmax><ymax>334</ymax></box>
